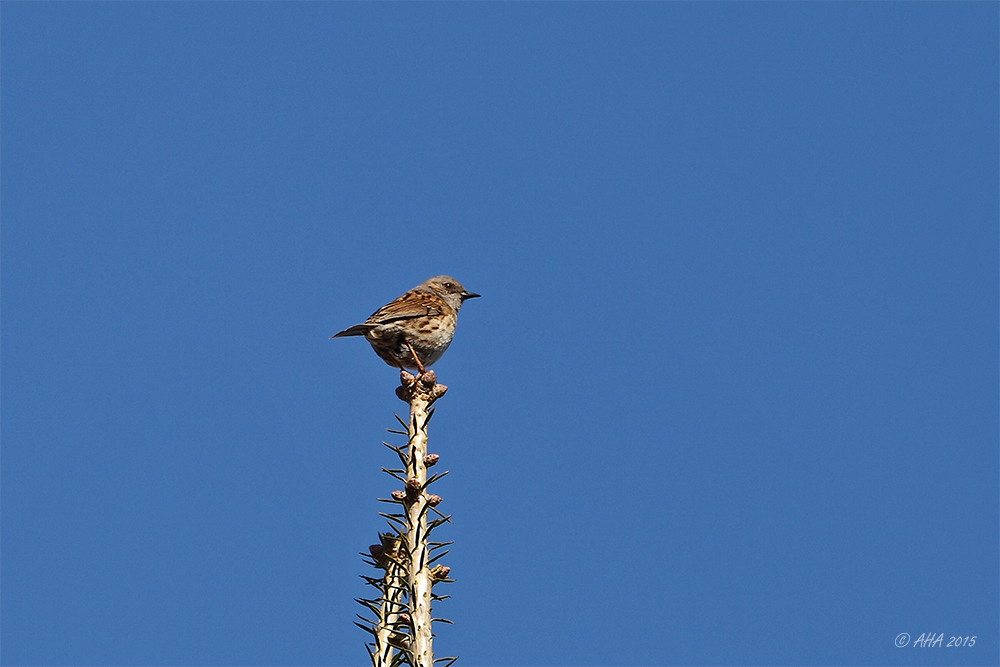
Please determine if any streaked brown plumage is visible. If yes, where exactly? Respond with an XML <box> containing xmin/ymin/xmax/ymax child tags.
<box><xmin>332</xmin><ymin>276</ymin><xmax>479</xmax><ymax>372</ymax></box>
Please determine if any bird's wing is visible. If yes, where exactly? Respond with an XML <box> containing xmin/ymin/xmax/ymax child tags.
<box><xmin>367</xmin><ymin>290</ymin><xmax>441</xmax><ymax>324</ymax></box>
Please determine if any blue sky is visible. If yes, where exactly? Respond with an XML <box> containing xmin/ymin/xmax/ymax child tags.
<box><xmin>2</xmin><ymin>3</ymin><xmax>997</xmax><ymax>666</ymax></box>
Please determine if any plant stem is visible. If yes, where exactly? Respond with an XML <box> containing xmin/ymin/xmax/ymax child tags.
<box><xmin>373</xmin><ymin>537</ymin><xmax>405</xmax><ymax>666</ymax></box>
<box><xmin>405</xmin><ymin>380</ymin><xmax>434</xmax><ymax>667</ymax></box>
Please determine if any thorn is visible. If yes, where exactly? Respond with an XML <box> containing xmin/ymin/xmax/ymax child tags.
<box><xmin>429</xmin><ymin>548</ymin><xmax>450</xmax><ymax>564</ymax></box>
<box><xmin>426</xmin><ymin>470</ymin><xmax>450</xmax><ymax>485</ymax></box>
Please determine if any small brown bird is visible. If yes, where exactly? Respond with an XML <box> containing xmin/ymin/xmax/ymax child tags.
<box><xmin>332</xmin><ymin>276</ymin><xmax>480</xmax><ymax>373</ymax></box>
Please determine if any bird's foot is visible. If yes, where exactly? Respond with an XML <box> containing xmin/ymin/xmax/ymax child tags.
<box><xmin>404</xmin><ymin>341</ymin><xmax>427</xmax><ymax>375</ymax></box>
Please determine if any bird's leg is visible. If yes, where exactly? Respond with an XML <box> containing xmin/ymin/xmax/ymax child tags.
<box><xmin>405</xmin><ymin>340</ymin><xmax>427</xmax><ymax>375</ymax></box>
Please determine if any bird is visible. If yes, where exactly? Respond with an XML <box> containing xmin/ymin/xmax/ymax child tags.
<box><xmin>332</xmin><ymin>276</ymin><xmax>479</xmax><ymax>374</ymax></box>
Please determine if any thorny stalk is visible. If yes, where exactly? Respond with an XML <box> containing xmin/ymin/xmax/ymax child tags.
<box><xmin>358</xmin><ymin>370</ymin><xmax>454</xmax><ymax>667</ymax></box>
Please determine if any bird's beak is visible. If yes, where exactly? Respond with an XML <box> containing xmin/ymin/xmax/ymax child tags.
<box><xmin>462</xmin><ymin>291</ymin><xmax>481</xmax><ymax>300</ymax></box>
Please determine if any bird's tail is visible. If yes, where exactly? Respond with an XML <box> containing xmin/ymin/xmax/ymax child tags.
<box><xmin>331</xmin><ymin>324</ymin><xmax>374</xmax><ymax>338</ymax></box>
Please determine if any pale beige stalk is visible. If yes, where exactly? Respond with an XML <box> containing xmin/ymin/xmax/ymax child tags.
<box><xmin>359</xmin><ymin>371</ymin><xmax>449</xmax><ymax>667</ymax></box>
<box><xmin>373</xmin><ymin>556</ymin><xmax>405</xmax><ymax>666</ymax></box>
<box><xmin>405</xmin><ymin>386</ymin><xmax>434</xmax><ymax>667</ymax></box>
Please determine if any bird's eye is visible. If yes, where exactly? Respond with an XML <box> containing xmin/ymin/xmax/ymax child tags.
<box><xmin>444</xmin><ymin>282</ymin><xmax>454</xmax><ymax>289</ymax></box>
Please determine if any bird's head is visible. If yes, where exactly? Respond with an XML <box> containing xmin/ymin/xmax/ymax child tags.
<box><xmin>421</xmin><ymin>276</ymin><xmax>480</xmax><ymax>309</ymax></box>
